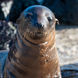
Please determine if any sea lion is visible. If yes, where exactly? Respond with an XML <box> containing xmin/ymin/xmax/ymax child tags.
<box><xmin>3</xmin><ymin>5</ymin><xmax>61</xmax><ymax>78</ymax></box>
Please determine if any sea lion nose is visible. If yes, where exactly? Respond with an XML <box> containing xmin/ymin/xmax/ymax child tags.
<box><xmin>35</xmin><ymin>22</ymin><xmax>44</xmax><ymax>29</ymax></box>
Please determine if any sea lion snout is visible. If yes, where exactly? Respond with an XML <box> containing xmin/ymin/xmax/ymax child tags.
<box><xmin>34</xmin><ymin>22</ymin><xmax>44</xmax><ymax>30</ymax></box>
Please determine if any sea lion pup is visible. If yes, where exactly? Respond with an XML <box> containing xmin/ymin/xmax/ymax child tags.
<box><xmin>3</xmin><ymin>5</ymin><xmax>61</xmax><ymax>78</ymax></box>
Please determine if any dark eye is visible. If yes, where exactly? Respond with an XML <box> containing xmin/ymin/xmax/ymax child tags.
<box><xmin>47</xmin><ymin>17</ymin><xmax>52</xmax><ymax>22</ymax></box>
<box><xmin>25</xmin><ymin>13</ymin><xmax>33</xmax><ymax>19</ymax></box>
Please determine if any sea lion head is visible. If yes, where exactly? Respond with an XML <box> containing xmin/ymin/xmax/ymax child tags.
<box><xmin>16</xmin><ymin>5</ymin><xmax>56</xmax><ymax>43</ymax></box>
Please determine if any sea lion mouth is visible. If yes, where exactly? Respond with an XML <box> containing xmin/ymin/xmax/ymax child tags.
<box><xmin>22</xmin><ymin>31</ymin><xmax>48</xmax><ymax>40</ymax></box>
<box><xmin>29</xmin><ymin>32</ymin><xmax>45</xmax><ymax>40</ymax></box>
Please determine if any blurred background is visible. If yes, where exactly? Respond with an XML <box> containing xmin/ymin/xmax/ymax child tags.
<box><xmin>0</xmin><ymin>0</ymin><xmax>78</xmax><ymax>77</ymax></box>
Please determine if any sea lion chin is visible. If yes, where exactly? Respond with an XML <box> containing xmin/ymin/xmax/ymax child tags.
<box><xmin>3</xmin><ymin>5</ymin><xmax>62</xmax><ymax>78</ymax></box>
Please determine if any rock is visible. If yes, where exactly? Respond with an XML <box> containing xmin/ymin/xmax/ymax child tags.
<box><xmin>7</xmin><ymin>0</ymin><xmax>65</xmax><ymax>23</ymax></box>
<box><xmin>0</xmin><ymin>21</ymin><xmax>16</xmax><ymax>50</ymax></box>
<box><xmin>62</xmin><ymin>0</ymin><xmax>78</xmax><ymax>25</ymax></box>
<box><xmin>4</xmin><ymin>0</ymin><xmax>78</xmax><ymax>25</ymax></box>
<box><xmin>44</xmin><ymin>0</ymin><xmax>78</xmax><ymax>25</ymax></box>
<box><xmin>1</xmin><ymin>1</ymin><xmax>13</xmax><ymax>17</ymax></box>
<box><xmin>43</xmin><ymin>0</ymin><xmax>65</xmax><ymax>24</ymax></box>
<box><xmin>37</xmin><ymin>0</ymin><xmax>44</xmax><ymax>4</ymax></box>
<box><xmin>0</xmin><ymin>50</ymin><xmax>8</xmax><ymax>76</ymax></box>
<box><xmin>61</xmin><ymin>63</ymin><xmax>78</xmax><ymax>78</ymax></box>
<box><xmin>0</xmin><ymin>0</ymin><xmax>12</xmax><ymax>2</ymax></box>
<box><xmin>0</xmin><ymin>5</ymin><xmax>5</xmax><ymax>20</ymax></box>
<box><xmin>7</xmin><ymin>0</ymin><xmax>39</xmax><ymax>23</ymax></box>
<box><xmin>0</xmin><ymin>0</ymin><xmax>12</xmax><ymax>20</ymax></box>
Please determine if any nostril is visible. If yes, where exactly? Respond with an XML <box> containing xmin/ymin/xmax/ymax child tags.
<box><xmin>38</xmin><ymin>24</ymin><xmax>43</xmax><ymax>29</ymax></box>
<box><xmin>35</xmin><ymin>23</ymin><xmax>44</xmax><ymax>29</ymax></box>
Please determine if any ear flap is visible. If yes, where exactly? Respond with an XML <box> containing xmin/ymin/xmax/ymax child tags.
<box><xmin>55</xmin><ymin>18</ymin><xmax>59</xmax><ymax>25</ymax></box>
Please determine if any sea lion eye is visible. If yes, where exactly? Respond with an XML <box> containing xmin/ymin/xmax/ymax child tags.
<box><xmin>47</xmin><ymin>17</ymin><xmax>52</xmax><ymax>22</ymax></box>
<box><xmin>25</xmin><ymin>13</ymin><xmax>33</xmax><ymax>19</ymax></box>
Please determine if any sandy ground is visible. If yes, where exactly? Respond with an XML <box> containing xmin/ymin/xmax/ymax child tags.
<box><xmin>56</xmin><ymin>25</ymin><xmax>78</xmax><ymax>66</ymax></box>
